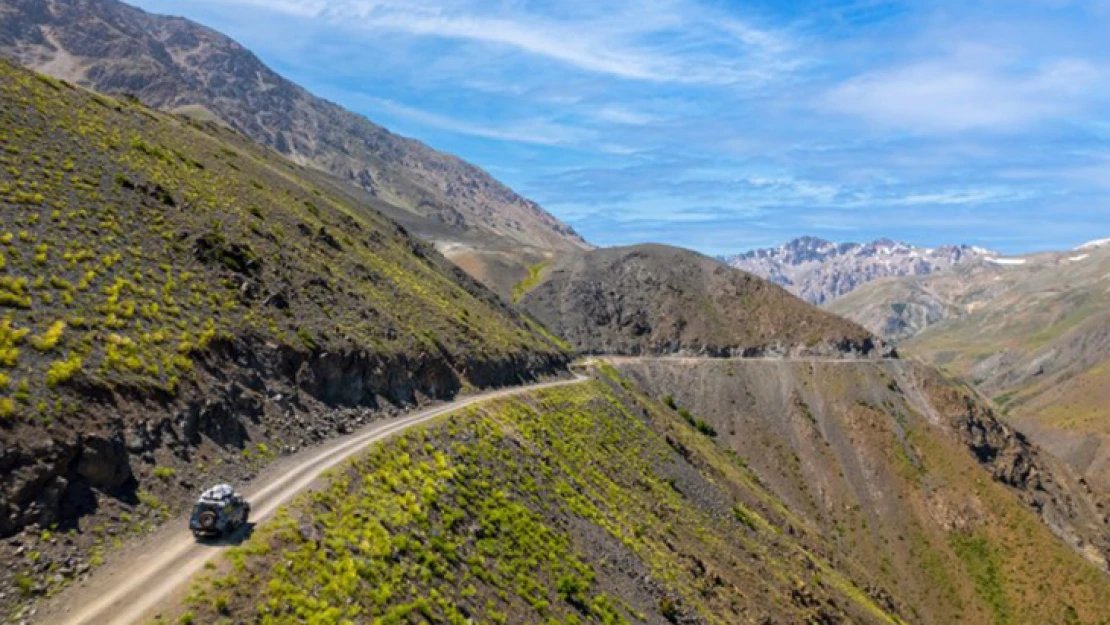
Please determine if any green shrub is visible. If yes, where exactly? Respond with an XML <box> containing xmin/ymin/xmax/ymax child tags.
<box><xmin>732</xmin><ymin>505</ymin><xmax>758</xmax><ymax>531</ymax></box>
<box><xmin>693</xmin><ymin>419</ymin><xmax>717</xmax><ymax>438</ymax></box>
<box><xmin>31</xmin><ymin>320</ymin><xmax>66</xmax><ymax>351</ymax></box>
<box><xmin>14</xmin><ymin>572</ymin><xmax>34</xmax><ymax>596</ymax></box>
<box><xmin>45</xmin><ymin>352</ymin><xmax>83</xmax><ymax>387</ymax></box>
<box><xmin>677</xmin><ymin>407</ymin><xmax>716</xmax><ymax>437</ymax></box>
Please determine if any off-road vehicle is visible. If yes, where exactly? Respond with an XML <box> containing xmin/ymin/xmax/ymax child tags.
<box><xmin>189</xmin><ymin>484</ymin><xmax>250</xmax><ymax>539</ymax></box>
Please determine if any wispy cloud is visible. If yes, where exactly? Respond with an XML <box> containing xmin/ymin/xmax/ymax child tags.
<box><xmin>199</xmin><ymin>0</ymin><xmax>800</xmax><ymax>85</ymax></box>
<box><xmin>594</xmin><ymin>106</ymin><xmax>664</xmax><ymax>126</ymax></box>
<box><xmin>136</xmin><ymin>0</ymin><xmax>1110</xmax><ymax>254</ymax></box>
<box><xmin>823</xmin><ymin>54</ymin><xmax>1104</xmax><ymax>132</ymax></box>
<box><xmin>362</xmin><ymin>97</ymin><xmax>595</xmax><ymax>147</ymax></box>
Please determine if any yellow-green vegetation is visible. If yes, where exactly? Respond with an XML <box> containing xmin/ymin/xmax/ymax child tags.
<box><xmin>902</xmin><ymin>427</ymin><xmax>1110</xmax><ymax>625</ymax></box>
<box><xmin>511</xmin><ymin>260</ymin><xmax>549</xmax><ymax>302</ymax></box>
<box><xmin>182</xmin><ymin>379</ymin><xmax>914</xmax><ymax>625</ymax></box>
<box><xmin>949</xmin><ymin>532</ymin><xmax>1010</xmax><ymax>625</ymax></box>
<box><xmin>29</xmin><ymin>320</ymin><xmax>64</xmax><ymax>351</ymax></box>
<box><xmin>0</xmin><ymin>58</ymin><xmax>566</xmax><ymax>424</ymax></box>
<box><xmin>184</xmin><ymin>379</ymin><xmax>906</xmax><ymax>624</ymax></box>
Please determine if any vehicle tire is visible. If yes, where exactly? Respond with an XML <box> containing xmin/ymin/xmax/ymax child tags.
<box><xmin>197</xmin><ymin>510</ymin><xmax>217</xmax><ymax>533</ymax></box>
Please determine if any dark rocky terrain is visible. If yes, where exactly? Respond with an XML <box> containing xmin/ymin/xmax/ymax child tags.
<box><xmin>0</xmin><ymin>58</ymin><xmax>568</xmax><ymax>618</ymax></box>
<box><xmin>725</xmin><ymin>236</ymin><xmax>988</xmax><ymax>305</ymax></box>
<box><xmin>0</xmin><ymin>0</ymin><xmax>590</xmax><ymax>296</ymax></box>
<box><xmin>520</xmin><ymin>244</ymin><xmax>891</xmax><ymax>358</ymax></box>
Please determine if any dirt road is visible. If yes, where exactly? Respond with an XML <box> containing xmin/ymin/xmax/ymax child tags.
<box><xmin>40</xmin><ymin>374</ymin><xmax>588</xmax><ymax>625</ymax></box>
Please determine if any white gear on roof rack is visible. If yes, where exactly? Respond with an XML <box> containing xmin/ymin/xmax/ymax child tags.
<box><xmin>198</xmin><ymin>484</ymin><xmax>235</xmax><ymax>503</ymax></box>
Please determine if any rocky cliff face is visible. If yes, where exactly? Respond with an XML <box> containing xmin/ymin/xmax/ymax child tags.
<box><xmin>0</xmin><ymin>0</ymin><xmax>589</xmax><ymax>269</ymax></box>
<box><xmin>724</xmin><ymin>236</ymin><xmax>988</xmax><ymax>305</ymax></box>
<box><xmin>520</xmin><ymin>244</ymin><xmax>893</xmax><ymax>358</ymax></box>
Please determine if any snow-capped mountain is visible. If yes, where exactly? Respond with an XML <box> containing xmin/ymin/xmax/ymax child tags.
<box><xmin>723</xmin><ymin>236</ymin><xmax>991</xmax><ymax>305</ymax></box>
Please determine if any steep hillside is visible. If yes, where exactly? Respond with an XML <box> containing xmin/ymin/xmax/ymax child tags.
<box><xmin>520</xmin><ymin>244</ymin><xmax>890</xmax><ymax>357</ymax></box>
<box><xmin>0</xmin><ymin>0</ymin><xmax>590</xmax><ymax>294</ymax></box>
<box><xmin>826</xmin><ymin>272</ymin><xmax>972</xmax><ymax>342</ymax></box>
<box><xmin>724</xmin><ymin>236</ymin><xmax>987</xmax><ymax>305</ymax></box>
<box><xmin>612</xmin><ymin>359</ymin><xmax>1110</xmax><ymax>624</ymax></box>
<box><xmin>831</xmin><ymin>244</ymin><xmax>1110</xmax><ymax>490</ymax></box>
<box><xmin>0</xmin><ymin>58</ymin><xmax>569</xmax><ymax>610</ymax></box>
<box><xmin>175</xmin><ymin>379</ymin><xmax>914</xmax><ymax>625</ymax></box>
<box><xmin>171</xmin><ymin>368</ymin><xmax>1110</xmax><ymax>625</ymax></box>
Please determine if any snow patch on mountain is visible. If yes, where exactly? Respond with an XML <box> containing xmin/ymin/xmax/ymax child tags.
<box><xmin>986</xmin><ymin>257</ymin><xmax>1028</xmax><ymax>266</ymax></box>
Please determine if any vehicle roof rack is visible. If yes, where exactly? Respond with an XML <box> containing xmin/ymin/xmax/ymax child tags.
<box><xmin>198</xmin><ymin>484</ymin><xmax>235</xmax><ymax>503</ymax></box>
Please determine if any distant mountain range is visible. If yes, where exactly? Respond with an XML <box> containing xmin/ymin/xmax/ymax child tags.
<box><xmin>724</xmin><ymin>236</ymin><xmax>990</xmax><ymax>305</ymax></box>
<box><xmin>827</xmin><ymin>239</ymin><xmax>1110</xmax><ymax>490</ymax></box>
<box><xmin>0</xmin><ymin>0</ymin><xmax>589</xmax><ymax>296</ymax></box>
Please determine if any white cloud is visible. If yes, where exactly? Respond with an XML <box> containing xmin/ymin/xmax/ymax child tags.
<box><xmin>200</xmin><ymin>0</ymin><xmax>799</xmax><ymax>85</ymax></box>
<box><xmin>823</xmin><ymin>56</ymin><xmax>1104</xmax><ymax>132</ymax></box>
<box><xmin>363</xmin><ymin>97</ymin><xmax>595</xmax><ymax>146</ymax></box>
<box><xmin>594</xmin><ymin>106</ymin><xmax>663</xmax><ymax>125</ymax></box>
<box><xmin>597</xmin><ymin>143</ymin><xmax>643</xmax><ymax>156</ymax></box>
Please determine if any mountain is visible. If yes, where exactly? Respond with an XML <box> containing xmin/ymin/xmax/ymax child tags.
<box><xmin>0</xmin><ymin>57</ymin><xmax>569</xmax><ymax>612</ymax></box>
<box><xmin>724</xmin><ymin>236</ymin><xmax>990</xmax><ymax>305</ymax></box>
<box><xmin>612</xmin><ymin>358</ymin><xmax>1110</xmax><ymax>623</ymax></box>
<box><xmin>828</xmin><ymin>243</ymin><xmax>1110</xmax><ymax>490</ymax></box>
<box><xmin>518</xmin><ymin>244</ymin><xmax>891</xmax><ymax>358</ymax></box>
<box><xmin>0</xmin><ymin>0</ymin><xmax>590</xmax><ymax>295</ymax></box>
<box><xmin>172</xmin><ymin>363</ymin><xmax>1110</xmax><ymax>624</ymax></box>
<box><xmin>3</xmin><ymin>18</ymin><xmax>1109</xmax><ymax>623</ymax></box>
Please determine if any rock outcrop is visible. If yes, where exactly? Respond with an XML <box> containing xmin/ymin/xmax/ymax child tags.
<box><xmin>520</xmin><ymin>244</ymin><xmax>893</xmax><ymax>358</ymax></box>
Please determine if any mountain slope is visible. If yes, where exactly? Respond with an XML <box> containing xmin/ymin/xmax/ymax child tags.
<box><xmin>0</xmin><ymin>0</ymin><xmax>589</xmax><ymax>293</ymax></box>
<box><xmin>827</xmin><ymin>243</ymin><xmax>1110</xmax><ymax>490</ymax></box>
<box><xmin>725</xmin><ymin>236</ymin><xmax>988</xmax><ymax>305</ymax></box>
<box><xmin>175</xmin><ymin>367</ymin><xmax>1110</xmax><ymax>625</ymax></box>
<box><xmin>895</xmin><ymin>245</ymin><xmax>1110</xmax><ymax>490</ymax></box>
<box><xmin>613</xmin><ymin>359</ymin><xmax>1110</xmax><ymax>624</ymax></box>
<box><xmin>0</xmin><ymin>58</ymin><xmax>567</xmax><ymax>613</ymax></box>
<box><xmin>519</xmin><ymin>244</ymin><xmax>889</xmax><ymax>357</ymax></box>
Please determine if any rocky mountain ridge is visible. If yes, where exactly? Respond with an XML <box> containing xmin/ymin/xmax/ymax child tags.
<box><xmin>520</xmin><ymin>244</ymin><xmax>893</xmax><ymax>358</ymax></box>
<box><xmin>0</xmin><ymin>0</ymin><xmax>589</xmax><ymax>294</ymax></box>
<box><xmin>724</xmin><ymin>236</ymin><xmax>990</xmax><ymax>305</ymax></box>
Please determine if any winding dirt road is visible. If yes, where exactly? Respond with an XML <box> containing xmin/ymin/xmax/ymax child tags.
<box><xmin>39</xmin><ymin>374</ymin><xmax>587</xmax><ymax>625</ymax></box>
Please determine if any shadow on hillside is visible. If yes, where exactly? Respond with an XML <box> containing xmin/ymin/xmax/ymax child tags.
<box><xmin>193</xmin><ymin>522</ymin><xmax>256</xmax><ymax>548</ymax></box>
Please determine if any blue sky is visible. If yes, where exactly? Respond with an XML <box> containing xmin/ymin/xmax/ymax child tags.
<box><xmin>131</xmin><ymin>0</ymin><xmax>1110</xmax><ymax>255</ymax></box>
